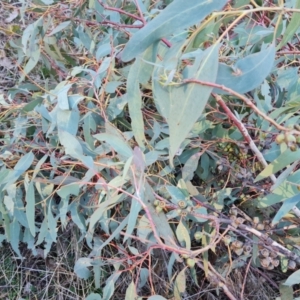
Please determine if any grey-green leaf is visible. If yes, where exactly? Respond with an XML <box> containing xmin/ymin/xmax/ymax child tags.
<box><xmin>176</xmin><ymin>220</ymin><xmax>191</xmax><ymax>250</ymax></box>
<box><xmin>125</xmin><ymin>281</ymin><xmax>137</xmax><ymax>300</ymax></box>
<box><xmin>121</xmin><ymin>0</ymin><xmax>227</xmax><ymax>62</ymax></box>
<box><xmin>214</xmin><ymin>44</ymin><xmax>275</xmax><ymax>94</ymax></box>
<box><xmin>255</xmin><ymin>148</ymin><xmax>300</xmax><ymax>182</ymax></box>
<box><xmin>169</xmin><ymin>44</ymin><xmax>219</xmax><ymax>162</ymax></box>
<box><xmin>174</xmin><ymin>269</ymin><xmax>186</xmax><ymax>300</ymax></box>
<box><xmin>272</xmin><ymin>193</ymin><xmax>300</xmax><ymax>225</ymax></box>
<box><xmin>284</xmin><ymin>269</ymin><xmax>300</xmax><ymax>286</ymax></box>
<box><xmin>86</xmin><ymin>293</ymin><xmax>102</xmax><ymax>300</ymax></box>
<box><xmin>26</xmin><ymin>182</ymin><xmax>36</xmax><ymax>236</ymax></box>
<box><xmin>74</xmin><ymin>257</ymin><xmax>92</xmax><ymax>279</ymax></box>
<box><xmin>127</xmin><ymin>57</ymin><xmax>146</xmax><ymax>149</ymax></box>
<box><xmin>277</xmin><ymin>0</ymin><xmax>300</xmax><ymax>50</ymax></box>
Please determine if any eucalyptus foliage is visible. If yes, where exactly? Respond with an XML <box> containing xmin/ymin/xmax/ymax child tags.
<box><xmin>2</xmin><ymin>0</ymin><xmax>300</xmax><ymax>298</ymax></box>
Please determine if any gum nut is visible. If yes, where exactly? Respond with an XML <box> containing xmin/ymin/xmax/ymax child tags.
<box><xmin>186</xmin><ymin>258</ymin><xmax>196</xmax><ymax>268</ymax></box>
<box><xmin>275</xmin><ymin>133</ymin><xmax>285</xmax><ymax>144</ymax></box>
<box><xmin>288</xmin><ymin>260</ymin><xmax>296</xmax><ymax>270</ymax></box>
<box><xmin>155</xmin><ymin>206</ymin><xmax>163</xmax><ymax>213</ymax></box>
<box><xmin>260</xmin><ymin>248</ymin><xmax>269</xmax><ymax>258</ymax></box>
<box><xmin>271</xmin><ymin>259</ymin><xmax>280</xmax><ymax>267</ymax></box>
<box><xmin>194</xmin><ymin>231</ymin><xmax>202</xmax><ymax>240</ymax></box>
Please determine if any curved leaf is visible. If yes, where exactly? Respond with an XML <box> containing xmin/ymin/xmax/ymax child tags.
<box><xmin>122</xmin><ymin>0</ymin><xmax>227</xmax><ymax>62</ymax></box>
<box><xmin>284</xmin><ymin>269</ymin><xmax>300</xmax><ymax>286</ymax></box>
<box><xmin>272</xmin><ymin>193</ymin><xmax>300</xmax><ymax>225</ymax></box>
<box><xmin>214</xmin><ymin>44</ymin><xmax>275</xmax><ymax>94</ymax></box>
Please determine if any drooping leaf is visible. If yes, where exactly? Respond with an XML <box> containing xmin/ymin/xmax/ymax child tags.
<box><xmin>9</xmin><ymin>218</ymin><xmax>22</xmax><ymax>258</ymax></box>
<box><xmin>102</xmin><ymin>273</ymin><xmax>121</xmax><ymax>300</ymax></box>
<box><xmin>214</xmin><ymin>44</ymin><xmax>275</xmax><ymax>94</ymax></box>
<box><xmin>174</xmin><ymin>269</ymin><xmax>186</xmax><ymax>300</ymax></box>
<box><xmin>277</xmin><ymin>0</ymin><xmax>300</xmax><ymax>49</ymax></box>
<box><xmin>176</xmin><ymin>220</ymin><xmax>191</xmax><ymax>250</ymax></box>
<box><xmin>138</xmin><ymin>268</ymin><xmax>149</xmax><ymax>289</ymax></box>
<box><xmin>168</xmin><ymin>44</ymin><xmax>219</xmax><ymax>162</ymax></box>
<box><xmin>182</xmin><ymin>152</ymin><xmax>201</xmax><ymax>181</ymax></box>
<box><xmin>122</xmin><ymin>0</ymin><xmax>227</xmax><ymax>61</ymax></box>
<box><xmin>26</xmin><ymin>182</ymin><xmax>36</xmax><ymax>236</ymax></box>
<box><xmin>152</xmin><ymin>41</ymin><xmax>186</xmax><ymax>120</ymax></box>
<box><xmin>125</xmin><ymin>281</ymin><xmax>138</xmax><ymax>300</ymax></box>
<box><xmin>127</xmin><ymin>58</ymin><xmax>146</xmax><ymax>148</ymax></box>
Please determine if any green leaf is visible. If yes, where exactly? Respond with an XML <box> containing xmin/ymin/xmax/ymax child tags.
<box><xmin>74</xmin><ymin>257</ymin><xmax>92</xmax><ymax>279</ymax></box>
<box><xmin>124</xmin><ymin>193</ymin><xmax>142</xmax><ymax>243</ymax></box>
<box><xmin>214</xmin><ymin>44</ymin><xmax>275</xmax><ymax>94</ymax></box>
<box><xmin>10</xmin><ymin>218</ymin><xmax>22</xmax><ymax>258</ymax></box>
<box><xmin>94</xmin><ymin>132</ymin><xmax>133</xmax><ymax>159</ymax></box>
<box><xmin>145</xmin><ymin>183</ymin><xmax>177</xmax><ymax>247</ymax></box>
<box><xmin>272</xmin><ymin>193</ymin><xmax>300</xmax><ymax>225</ymax></box>
<box><xmin>182</xmin><ymin>152</ymin><xmax>201</xmax><ymax>181</ymax></box>
<box><xmin>138</xmin><ymin>268</ymin><xmax>149</xmax><ymax>289</ymax></box>
<box><xmin>21</xmin><ymin>97</ymin><xmax>43</xmax><ymax>113</ymax></box>
<box><xmin>174</xmin><ymin>269</ymin><xmax>186</xmax><ymax>300</ymax></box>
<box><xmin>284</xmin><ymin>269</ymin><xmax>300</xmax><ymax>286</ymax></box>
<box><xmin>122</xmin><ymin>0</ymin><xmax>227</xmax><ymax>61</ymax></box>
<box><xmin>57</xmin><ymin>107</ymin><xmax>80</xmax><ymax>136</ymax></box>
<box><xmin>255</xmin><ymin>148</ymin><xmax>300</xmax><ymax>182</ymax></box>
<box><xmin>169</xmin><ymin>44</ymin><xmax>219</xmax><ymax>162</ymax></box>
<box><xmin>102</xmin><ymin>273</ymin><xmax>120</xmax><ymax>300</ymax></box>
<box><xmin>277</xmin><ymin>0</ymin><xmax>300</xmax><ymax>49</ymax></box>
<box><xmin>86</xmin><ymin>293</ymin><xmax>102</xmax><ymax>300</ymax></box>
<box><xmin>125</xmin><ymin>281</ymin><xmax>137</xmax><ymax>300</ymax></box>
<box><xmin>126</xmin><ymin>45</ymin><xmax>155</xmax><ymax>149</ymax></box>
<box><xmin>152</xmin><ymin>41</ymin><xmax>186</xmax><ymax>120</ymax></box>
<box><xmin>3</xmin><ymin>151</ymin><xmax>34</xmax><ymax>189</ymax></box>
<box><xmin>127</xmin><ymin>58</ymin><xmax>146</xmax><ymax>149</ymax></box>
<box><xmin>176</xmin><ymin>220</ymin><xmax>191</xmax><ymax>250</ymax></box>
<box><xmin>57</xmin><ymin>84</ymin><xmax>72</xmax><ymax>110</ymax></box>
<box><xmin>58</xmin><ymin>130</ymin><xmax>94</xmax><ymax>169</ymax></box>
<box><xmin>48</xmin><ymin>21</ymin><xmax>71</xmax><ymax>36</ymax></box>
<box><xmin>89</xmin><ymin>193</ymin><xmax>124</xmax><ymax>232</ymax></box>
<box><xmin>279</xmin><ymin>283</ymin><xmax>294</xmax><ymax>300</ymax></box>
<box><xmin>19</xmin><ymin>47</ymin><xmax>41</xmax><ymax>83</ymax></box>
<box><xmin>26</xmin><ymin>182</ymin><xmax>36</xmax><ymax>236</ymax></box>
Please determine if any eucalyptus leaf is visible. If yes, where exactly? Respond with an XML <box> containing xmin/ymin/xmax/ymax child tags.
<box><xmin>122</xmin><ymin>0</ymin><xmax>227</xmax><ymax>61</ymax></box>
<box><xmin>214</xmin><ymin>44</ymin><xmax>275</xmax><ymax>94</ymax></box>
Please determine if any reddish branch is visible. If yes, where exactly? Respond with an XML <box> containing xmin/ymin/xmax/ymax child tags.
<box><xmin>182</xmin><ymin>78</ymin><xmax>300</xmax><ymax>136</ymax></box>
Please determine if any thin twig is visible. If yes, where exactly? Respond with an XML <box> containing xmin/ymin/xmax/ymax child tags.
<box><xmin>240</xmin><ymin>257</ymin><xmax>252</xmax><ymax>300</ymax></box>
<box><xmin>196</xmin><ymin>261</ymin><xmax>238</xmax><ymax>300</ymax></box>
<box><xmin>182</xmin><ymin>79</ymin><xmax>300</xmax><ymax>135</ymax></box>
